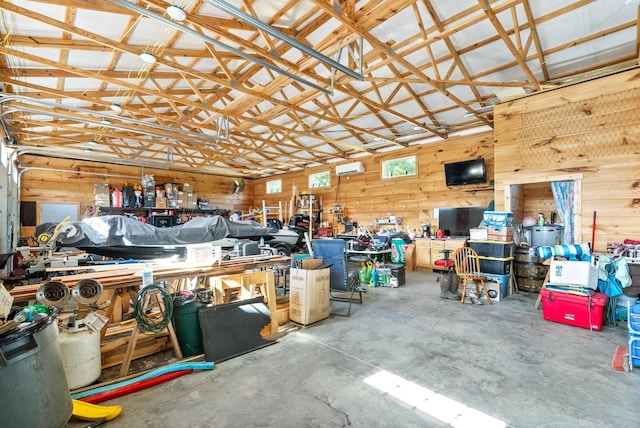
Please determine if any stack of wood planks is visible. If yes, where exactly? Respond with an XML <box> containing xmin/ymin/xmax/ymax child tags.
<box><xmin>9</xmin><ymin>254</ymin><xmax>290</xmax><ymax>302</ymax></box>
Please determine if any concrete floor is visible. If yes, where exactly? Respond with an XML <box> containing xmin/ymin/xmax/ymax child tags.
<box><xmin>66</xmin><ymin>270</ymin><xmax>639</xmax><ymax>428</ymax></box>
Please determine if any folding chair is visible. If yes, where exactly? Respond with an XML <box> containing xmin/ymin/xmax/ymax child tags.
<box><xmin>312</xmin><ymin>238</ymin><xmax>364</xmax><ymax>317</ymax></box>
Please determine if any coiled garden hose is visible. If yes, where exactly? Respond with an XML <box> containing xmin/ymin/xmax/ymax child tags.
<box><xmin>134</xmin><ymin>283</ymin><xmax>173</xmax><ymax>334</ymax></box>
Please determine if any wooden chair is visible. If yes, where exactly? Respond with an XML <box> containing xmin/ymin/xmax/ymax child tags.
<box><xmin>452</xmin><ymin>247</ymin><xmax>493</xmax><ymax>305</ymax></box>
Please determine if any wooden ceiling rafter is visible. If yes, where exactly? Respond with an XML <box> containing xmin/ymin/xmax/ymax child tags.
<box><xmin>310</xmin><ymin>2</ymin><xmax>490</xmax><ymax>131</ymax></box>
<box><xmin>0</xmin><ymin>46</ymin><xmax>364</xmax><ymax>161</ymax></box>
<box><xmin>2</xmin><ymin>0</ymin><xmax>638</xmax><ymax>176</ymax></box>
<box><xmin>3</xmin><ymin>0</ymin><xmax>412</xmax><ymax>160</ymax></box>
<box><xmin>15</xmin><ymin>115</ymin><xmax>224</xmax><ymax>161</ymax></box>
<box><xmin>478</xmin><ymin>0</ymin><xmax>542</xmax><ymax>92</ymax></box>
<box><xmin>420</xmin><ymin>0</ymin><xmax>483</xmax><ymax>107</ymax></box>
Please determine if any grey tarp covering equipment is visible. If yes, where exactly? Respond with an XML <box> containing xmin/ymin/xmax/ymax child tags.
<box><xmin>57</xmin><ymin>215</ymin><xmax>272</xmax><ymax>248</ymax></box>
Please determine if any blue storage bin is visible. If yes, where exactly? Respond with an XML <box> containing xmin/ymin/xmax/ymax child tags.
<box><xmin>630</xmin><ymin>303</ymin><xmax>640</xmax><ymax>330</ymax></box>
<box><xmin>629</xmin><ymin>332</ymin><xmax>640</xmax><ymax>367</ymax></box>
<box><xmin>479</xmin><ymin>272</ymin><xmax>510</xmax><ymax>300</ymax></box>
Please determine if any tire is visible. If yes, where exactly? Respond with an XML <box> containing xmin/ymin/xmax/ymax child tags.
<box><xmin>273</xmin><ymin>245</ymin><xmax>291</xmax><ymax>257</ymax></box>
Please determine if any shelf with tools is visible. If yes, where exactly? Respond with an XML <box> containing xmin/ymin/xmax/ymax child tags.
<box><xmin>297</xmin><ymin>193</ymin><xmax>322</xmax><ymax>236</ymax></box>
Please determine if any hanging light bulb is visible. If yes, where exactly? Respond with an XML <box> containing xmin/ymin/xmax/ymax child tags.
<box><xmin>110</xmin><ymin>103</ymin><xmax>122</xmax><ymax>114</ymax></box>
<box><xmin>166</xmin><ymin>5</ymin><xmax>187</xmax><ymax>21</ymax></box>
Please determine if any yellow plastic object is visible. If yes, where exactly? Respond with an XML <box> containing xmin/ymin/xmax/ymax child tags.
<box><xmin>71</xmin><ymin>399</ymin><xmax>122</xmax><ymax>421</ymax></box>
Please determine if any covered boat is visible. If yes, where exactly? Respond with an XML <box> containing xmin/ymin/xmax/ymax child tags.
<box><xmin>57</xmin><ymin>215</ymin><xmax>274</xmax><ymax>259</ymax></box>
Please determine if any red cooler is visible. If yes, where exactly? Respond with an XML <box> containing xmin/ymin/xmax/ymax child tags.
<box><xmin>539</xmin><ymin>288</ymin><xmax>608</xmax><ymax>331</ymax></box>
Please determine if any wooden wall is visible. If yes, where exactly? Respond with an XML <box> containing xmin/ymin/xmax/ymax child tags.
<box><xmin>252</xmin><ymin>133</ymin><xmax>495</xmax><ymax>235</ymax></box>
<box><xmin>18</xmin><ymin>155</ymin><xmax>254</xmax><ymax>237</ymax></box>
<box><xmin>493</xmin><ymin>68</ymin><xmax>640</xmax><ymax>251</ymax></box>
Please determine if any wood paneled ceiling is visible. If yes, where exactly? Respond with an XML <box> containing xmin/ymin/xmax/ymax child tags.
<box><xmin>0</xmin><ymin>0</ymin><xmax>638</xmax><ymax>178</ymax></box>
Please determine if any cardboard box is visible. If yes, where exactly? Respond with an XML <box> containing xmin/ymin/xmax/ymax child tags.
<box><xmin>540</xmin><ymin>288</ymin><xmax>607</xmax><ymax>330</ymax></box>
<box><xmin>0</xmin><ymin>284</ymin><xmax>13</xmax><ymax>320</ymax></box>
<box><xmin>289</xmin><ymin>267</ymin><xmax>330</xmax><ymax>325</ymax></box>
<box><xmin>155</xmin><ymin>196</ymin><xmax>167</xmax><ymax>208</ymax></box>
<box><xmin>94</xmin><ymin>183</ymin><xmax>109</xmax><ymax>196</ymax></box>
<box><xmin>164</xmin><ymin>183</ymin><xmax>179</xmax><ymax>199</ymax></box>
<box><xmin>94</xmin><ymin>183</ymin><xmax>110</xmax><ymax>206</ymax></box>
<box><xmin>487</xmin><ymin>226</ymin><xmax>514</xmax><ymax>242</ymax></box>
<box><xmin>94</xmin><ymin>196</ymin><xmax>110</xmax><ymax>206</ymax></box>
<box><xmin>301</xmin><ymin>258</ymin><xmax>324</xmax><ymax>270</ymax></box>
<box><xmin>482</xmin><ymin>211</ymin><xmax>514</xmax><ymax>227</ymax></box>
<box><xmin>470</xmin><ymin>228</ymin><xmax>488</xmax><ymax>240</ymax></box>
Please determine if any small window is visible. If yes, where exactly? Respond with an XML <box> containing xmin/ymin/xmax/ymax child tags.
<box><xmin>309</xmin><ymin>171</ymin><xmax>330</xmax><ymax>188</ymax></box>
<box><xmin>266</xmin><ymin>179</ymin><xmax>282</xmax><ymax>194</ymax></box>
<box><xmin>382</xmin><ymin>155</ymin><xmax>416</xmax><ymax>179</ymax></box>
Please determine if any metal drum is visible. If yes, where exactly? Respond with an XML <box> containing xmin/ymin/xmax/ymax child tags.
<box><xmin>514</xmin><ymin>246</ymin><xmax>548</xmax><ymax>292</ymax></box>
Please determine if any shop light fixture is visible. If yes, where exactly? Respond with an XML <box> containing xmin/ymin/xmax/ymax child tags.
<box><xmin>166</xmin><ymin>5</ymin><xmax>187</xmax><ymax>21</ymax></box>
<box><xmin>139</xmin><ymin>52</ymin><xmax>157</xmax><ymax>64</ymax></box>
<box><xmin>109</xmin><ymin>103</ymin><xmax>122</xmax><ymax>114</ymax></box>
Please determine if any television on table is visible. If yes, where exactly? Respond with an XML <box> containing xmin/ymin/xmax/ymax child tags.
<box><xmin>438</xmin><ymin>206</ymin><xmax>486</xmax><ymax>238</ymax></box>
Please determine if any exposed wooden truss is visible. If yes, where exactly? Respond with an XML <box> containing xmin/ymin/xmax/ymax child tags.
<box><xmin>0</xmin><ymin>0</ymin><xmax>637</xmax><ymax>177</ymax></box>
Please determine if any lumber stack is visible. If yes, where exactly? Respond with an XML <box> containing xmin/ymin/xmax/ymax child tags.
<box><xmin>9</xmin><ymin>255</ymin><xmax>290</xmax><ymax>302</ymax></box>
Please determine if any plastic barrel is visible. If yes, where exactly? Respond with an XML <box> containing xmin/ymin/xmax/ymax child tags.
<box><xmin>172</xmin><ymin>299</ymin><xmax>205</xmax><ymax>357</ymax></box>
<box><xmin>391</xmin><ymin>238</ymin><xmax>408</xmax><ymax>265</ymax></box>
<box><xmin>0</xmin><ymin>315</ymin><xmax>72</xmax><ymax>428</ymax></box>
<box><xmin>514</xmin><ymin>246</ymin><xmax>548</xmax><ymax>292</ymax></box>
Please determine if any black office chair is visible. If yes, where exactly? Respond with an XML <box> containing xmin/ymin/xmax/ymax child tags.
<box><xmin>311</xmin><ymin>238</ymin><xmax>365</xmax><ymax>317</ymax></box>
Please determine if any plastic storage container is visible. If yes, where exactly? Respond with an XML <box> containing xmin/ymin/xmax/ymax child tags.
<box><xmin>0</xmin><ymin>314</ymin><xmax>72</xmax><ymax>427</ymax></box>
<box><xmin>540</xmin><ymin>289</ymin><xmax>608</xmax><ymax>331</ymax></box>
<box><xmin>469</xmin><ymin>240</ymin><xmax>513</xmax><ymax>258</ymax></box>
<box><xmin>390</xmin><ymin>264</ymin><xmax>406</xmax><ymax>286</ymax></box>
<box><xmin>480</xmin><ymin>273</ymin><xmax>510</xmax><ymax>301</ymax></box>
<box><xmin>478</xmin><ymin>256</ymin><xmax>512</xmax><ymax>274</ymax></box>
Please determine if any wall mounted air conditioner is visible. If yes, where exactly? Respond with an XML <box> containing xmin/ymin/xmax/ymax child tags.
<box><xmin>336</xmin><ymin>161</ymin><xmax>365</xmax><ymax>176</ymax></box>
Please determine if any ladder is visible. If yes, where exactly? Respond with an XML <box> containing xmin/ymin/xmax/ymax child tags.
<box><xmin>261</xmin><ymin>200</ymin><xmax>283</xmax><ymax>226</ymax></box>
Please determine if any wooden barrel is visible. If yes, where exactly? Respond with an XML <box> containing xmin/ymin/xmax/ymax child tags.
<box><xmin>514</xmin><ymin>246</ymin><xmax>548</xmax><ymax>292</ymax></box>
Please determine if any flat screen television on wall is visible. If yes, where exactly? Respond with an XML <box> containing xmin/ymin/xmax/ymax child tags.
<box><xmin>444</xmin><ymin>158</ymin><xmax>486</xmax><ymax>186</ymax></box>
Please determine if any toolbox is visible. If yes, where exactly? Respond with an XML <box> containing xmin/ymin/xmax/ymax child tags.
<box><xmin>539</xmin><ymin>288</ymin><xmax>608</xmax><ymax>331</ymax></box>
